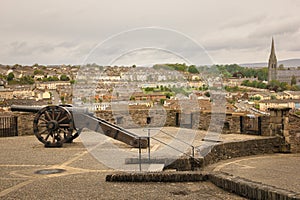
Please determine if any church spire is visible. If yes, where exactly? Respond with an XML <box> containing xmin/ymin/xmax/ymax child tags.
<box><xmin>269</xmin><ymin>37</ymin><xmax>277</xmax><ymax>61</ymax></box>
<box><xmin>268</xmin><ymin>37</ymin><xmax>277</xmax><ymax>82</ymax></box>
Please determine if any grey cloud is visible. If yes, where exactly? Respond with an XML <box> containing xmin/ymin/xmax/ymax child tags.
<box><xmin>220</xmin><ymin>14</ymin><xmax>267</xmax><ymax>30</ymax></box>
<box><xmin>1</xmin><ymin>0</ymin><xmax>300</xmax><ymax>65</ymax></box>
<box><xmin>249</xmin><ymin>17</ymin><xmax>300</xmax><ymax>38</ymax></box>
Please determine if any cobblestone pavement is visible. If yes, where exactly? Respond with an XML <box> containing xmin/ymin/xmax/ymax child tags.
<box><xmin>0</xmin><ymin>135</ymin><xmax>245</xmax><ymax>200</ymax></box>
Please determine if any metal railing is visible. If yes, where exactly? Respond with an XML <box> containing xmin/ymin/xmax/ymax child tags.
<box><xmin>137</xmin><ymin>128</ymin><xmax>200</xmax><ymax>171</ymax></box>
<box><xmin>0</xmin><ymin>116</ymin><xmax>18</xmax><ymax>137</ymax></box>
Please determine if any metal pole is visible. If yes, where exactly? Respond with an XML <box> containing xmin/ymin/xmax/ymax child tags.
<box><xmin>192</xmin><ymin>146</ymin><xmax>195</xmax><ymax>158</ymax></box>
<box><xmin>139</xmin><ymin>137</ymin><xmax>142</xmax><ymax>171</ymax></box>
<box><xmin>148</xmin><ymin>129</ymin><xmax>150</xmax><ymax>163</ymax></box>
<box><xmin>15</xmin><ymin>116</ymin><xmax>18</xmax><ymax>136</ymax></box>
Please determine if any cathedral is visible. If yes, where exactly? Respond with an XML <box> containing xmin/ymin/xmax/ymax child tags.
<box><xmin>268</xmin><ymin>38</ymin><xmax>300</xmax><ymax>85</ymax></box>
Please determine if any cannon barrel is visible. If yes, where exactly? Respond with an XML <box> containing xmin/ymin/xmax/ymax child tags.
<box><xmin>11</xmin><ymin>105</ymin><xmax>43</xmax><ymax>113</ymax></box>
<box><xmin>11</xmin><ymin>104</ymin><xmax>91</xmax><ymax>115</ymax></box>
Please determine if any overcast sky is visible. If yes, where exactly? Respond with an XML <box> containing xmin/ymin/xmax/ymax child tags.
<box><xmin>0</xmin><ymin>0</ymin><xmax>300</xmax><ymax>66</ymax></box>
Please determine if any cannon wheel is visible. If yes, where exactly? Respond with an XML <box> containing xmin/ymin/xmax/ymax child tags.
<box><xmin>33</xmin><ymin>105</ymin><xmax>74</xmax><ymax>147</ymax></box>
<box><xmin>59</xmin><ymin>104</ymin><xmax>80</xmax><ymax>143</ymax></box>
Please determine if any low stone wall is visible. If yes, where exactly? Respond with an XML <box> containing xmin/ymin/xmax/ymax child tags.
<box><xmin>106</xmin><ymin>171</ymin><xmax>208</xmax><ymax>182</ymax></box>
<box><xmin>209</xmin><ymin>172</ymin><xmax>300</xmax><ymax>200</ymax></box>
<box><xmin>106</xmin><ymin>171</ymin><xmax>300</xmax><ymax>199</ymax></box>
<box><xmin>202</xmin><ymin>137</ymin><xmax>283</xmax><ymax>167</ymax></box>
<box><xmin>152</xmin><ymin>137</ymin><xmax>283</xmax><ymax>171</ymax></box>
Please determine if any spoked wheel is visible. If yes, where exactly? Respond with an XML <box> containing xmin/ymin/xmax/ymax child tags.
<box><xmin>33</xmin><ymin>105</ymin><xmax>74</xmax><ymax>147</ymax></box>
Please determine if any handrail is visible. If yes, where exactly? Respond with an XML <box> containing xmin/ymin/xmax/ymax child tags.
<box><xmin>136</xmin><ymin>128</ymin><xmax>201</xmax><ymax>171</ymax></box>
<box><xmin>150</xmin><ymin>137</ymin><xmax>194</xmax><ymax>160</ymax></box>
<box><xmin>157</xmin><ymin>129</ymin><xmax>195</xmax><ymax>157</ymax></box>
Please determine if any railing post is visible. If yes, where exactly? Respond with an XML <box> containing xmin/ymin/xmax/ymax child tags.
<box><xmin>148</xmin><ymin>129</ymin><xmax>151</xmax><ymax>163</ymax></box>
<box><xmin>192</xmin><ymin>146</ymin><xmax>195</xmax><ymax>158</ymax></box>
<box><xmin>15</xmin><ymin>116</ymin><xmax>18</xmax><ymax>136</ymax></box>
<box><xmin>138</xmin><ymin>137</ymin><xmax>142</xmax><ymax>172</ymax></box>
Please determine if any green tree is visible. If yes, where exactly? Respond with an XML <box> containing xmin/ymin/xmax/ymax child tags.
<box><xmin>130</xmin><ymin>96</ymin><xmax>135</xmax><ymax>101</ymax></box>
<box><xmin>165</xmin><ymin>92</ymin><xmax>173</xmax><ymax>99</ymax></box>
<box><xmin>188</xmin><ymin>65</ymin><xmax>199</xmax><ymax>74</ymax></box>
<box><xmin>7</xmin><ymin>72</ymin><xmax>14</xmax><ymax>81</ymax></box>
<box><xmin>47</xmin><ymin>76</ymin><xmax>59</xmax><ymax>81</ymax></box>
<box><xmin>271</xmin><ymin>95</ymin><xmax>277</xmax><ymax>100</ymax></box>
<box><xmin>19</xmin><ymin>75</ymin><xmax>34</xmax><ymax>84</ymax></box>
<box><xmin>204</xmin><ymin>91</ymin><xmax>210</xmax><ymax>97</ymax></box>
<box><xmin>144</xmin><ymin>87</ymin><xmax>154</xmax><ymax>92</ymax></box>
<box><xmin>32</xmin><ymin>63</ymin><xmax>39</xmax><ymax>67</ymax></box>
<box><xmin>60</xmin><ymin>74</ymin><xmax>70</xmax><ymax>81</ymax></box>
<box><xmin>34</xmin><ymin>69</ymin><xmax>44</xmax><ymax>75</ymax></box>
<box><xmin>268</xmin><ymin>80</ymin><xmax>281</xmax><ymax>92</ymax></box>
<box><xmin>60</xmin><ymin>96</ymin><xmax>65</xmax><ymax>104</ymax></box>
<box><xmin>280</xmin><ymin>82</ymin><xmax>288</xmax><ymax>91</ymax></box>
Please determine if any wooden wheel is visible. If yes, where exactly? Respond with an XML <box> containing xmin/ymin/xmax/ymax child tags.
<box><xmin>33</xmin><ymin>105</ymin><xmax>74</xmax><ymax>147</ymax></box>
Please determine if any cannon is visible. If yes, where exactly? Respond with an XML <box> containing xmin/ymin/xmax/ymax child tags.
<box><xmin>11</xmin><ymin>105</ymin><xmax>148</xmax><ymax>148</ymax></box>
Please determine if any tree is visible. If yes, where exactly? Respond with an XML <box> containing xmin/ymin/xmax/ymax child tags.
<box><xmin>60</xmin><ymin>96</ymin><xmax>65</xmax><ymax>103</ymax></box>
<box><xmin>34</xmin><ymin>69</ymin><xmax>44</xmax><ymax>75</ymax></box>
<box><xmin>165</xmin><ymin>92</ymin><xmax>173</xmax><ymax>99</ymax></box>
<box><xmin>188</xmin><ymin>65</ymin><xmax>199</xmax><ymax>74</ymax></box>
<box><xmin>19</xmin><ymin>75</ymin><xmax>34</xmax><ymax>84</ymax></box>
<box><xmin>32</xmin><ymin>63</ymin><xmax>39</xmax><ymax>67</ymax></box>
<box><xmin>47</xmin><ymin>76</ymin><xmax>59</xmax><ymax>81</ymax></box>
<box><xmin>271</xmin><ymin>95</ymin><xmax>277</xmax><ymax>100</ymax></box>
<box><xmin>7</xmin><ymin>72</ymin><xmax>14</xmax><ymax>81</ymax></box>
<box><xmin>60</xmin><ymin>74</ymin><xmax>70</xmax><ymax>81</ymax></box>
<box><xmin>268</xmin><ymin>80</ymin><xmax>281</xmax><ymax>92</ymax></box>
<box><xmin>144</xmin><ymin>87</ymin><xmax>154</xmax><ymax>92</ymax></box>
<box><xmin>204</xmin><ymin>91</ymin><xmax>210</xmax><ymax>97</ymax></box>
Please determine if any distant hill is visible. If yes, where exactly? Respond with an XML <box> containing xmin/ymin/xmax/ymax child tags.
<box><xmin>240</xmin><ymin>58</ymin><xmax>300</xmax><ymax>68</ymax></box>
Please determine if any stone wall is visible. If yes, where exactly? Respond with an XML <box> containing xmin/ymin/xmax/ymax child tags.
<box><xmin>95</xmin><ymin>108</ymin><xmax>178</xmax><ymax>128</ymax></box>
<box><xmin>11</xmin><ymin>109</ymin><xmax>267</xmax><ymax>136</ymax></box>
<box><xmin>209</xmin><ymin>172</ymin><xmax>300</xmax><ymax>200</ymax></box>
<box><xmin>10</xmin><ymin>107</ymin><xmax>300</xmax><ymax>154</ymax></box>
<box><xmin>13</xmin><ymin>112</ymin><xmax>35</xmax><ymax>136</ymax></box>
<box><xmin>260</xmin><ymin>116</ymin><xmax>270</xmax><ymax>136</ymax></box>
<box><xmin>287</xmin><ymin>114</ymin><xmax>300</xmax><ymax>153</ymax></box>
<box><xmin>106</xmin><ymin>171</ymin><xmax>208</xmax><ymax>182</ymax></box>
<box><xmin>96</xmin><ymin>109</ymin><xmax>242</xmax><ymax>134</ymax></box>
<box><xmin>202</xmin><ymin>137</ymin><xmax>283</xmax><ymax>167</ymax></box>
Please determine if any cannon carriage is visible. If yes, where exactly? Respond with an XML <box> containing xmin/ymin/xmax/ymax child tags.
<box><xmin>11</xmin><ymin>105</ymin><xmax>148</xmax><ymax>148</ymax></box>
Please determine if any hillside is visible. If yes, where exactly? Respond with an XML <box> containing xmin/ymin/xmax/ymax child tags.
<box><xmin>240</xmin><ymin>58</ymin><xmax>300</xmax><ymax>68</ymax></box>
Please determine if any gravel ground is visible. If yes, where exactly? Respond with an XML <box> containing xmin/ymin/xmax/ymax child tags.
<box><xmin>0</xmin><ymin>134</ymin><xmax>245</xmax><ymax>200</ymax></box>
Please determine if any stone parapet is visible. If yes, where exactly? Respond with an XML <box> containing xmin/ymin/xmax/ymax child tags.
<box><xmin>106</xmin><ymin>171</ymin><xmax>208</xmax><ymax>182</ymax></box>
<box><xmin>202</xmin><ymin>137</ymin><xmax>283</xmax><ymax>167</ymax></box>
<box><xmin>209</xmin><ymin>172</ymin><xmax>300</xmax><ymax>200</ymax></box>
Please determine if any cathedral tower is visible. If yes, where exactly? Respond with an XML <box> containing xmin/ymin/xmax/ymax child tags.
<box><xmin>268</xmin><ymin>38</ymin><xmax>277</xmax><ymax>82</ymax></box>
